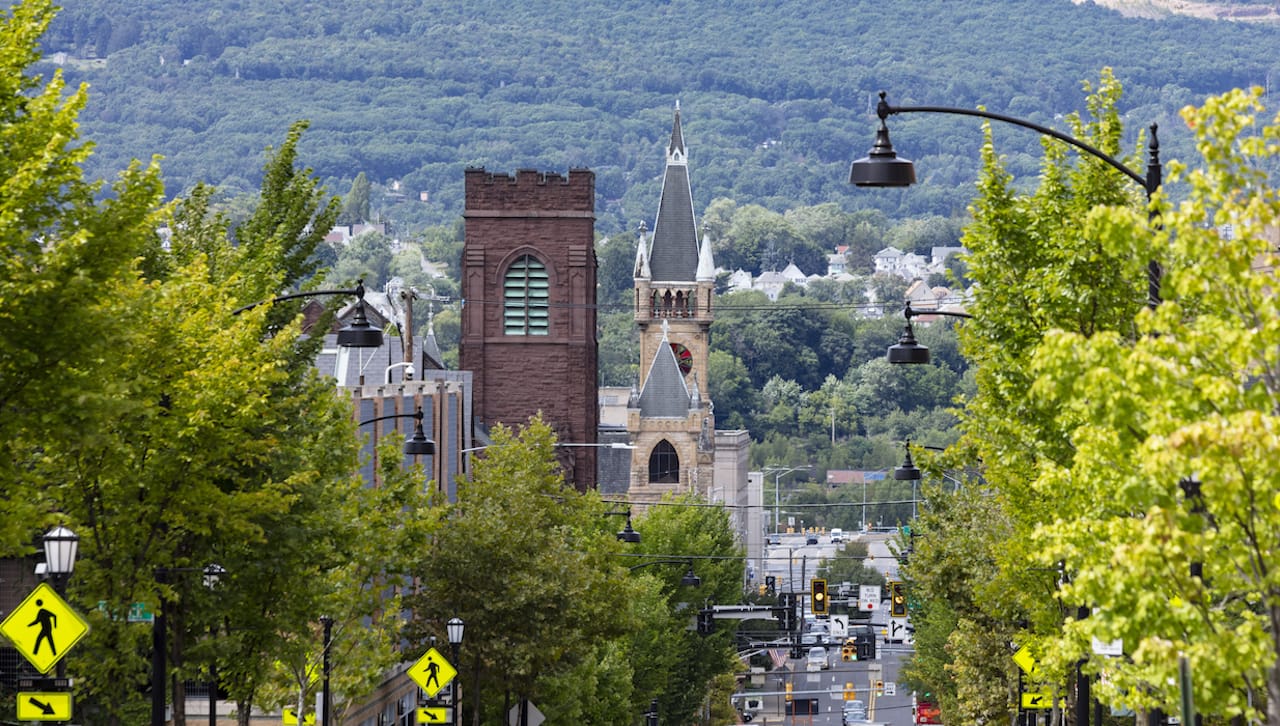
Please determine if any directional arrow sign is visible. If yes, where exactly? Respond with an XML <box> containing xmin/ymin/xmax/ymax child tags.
<box><xmin>16</xmin><ymin>692</ymin><xmax>73</xmax><ymax>721</ymax></box>
<box><xmin>407</xmin><ymin>647</ymin><xmax>456</xmax><ymax>698</ymax></box>
<box><xmin>1</xmin><ymin>583</ymin><xmax>90</xmax><ymax>674</ymax></box>
<box><xmin>1021</xmin><ymin>691</ymin><xmax>1054</xmax><ymax>709</ymax></box>
<box><xmin>417</xmin><ymin>706</ymin><xmax>449</xmax><ymax>722</ymax></box>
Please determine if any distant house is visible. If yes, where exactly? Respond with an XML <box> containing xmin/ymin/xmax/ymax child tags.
<box><xmin>324</xmin><ymin>222</ymin><xmax>387</xmax><ymax>245</ymax></box>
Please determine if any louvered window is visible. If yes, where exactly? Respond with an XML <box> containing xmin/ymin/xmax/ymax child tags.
<box><xmin>503</xmin><ymin>255</ymin><xmax>550</xmax><ymax>335</ymax></box>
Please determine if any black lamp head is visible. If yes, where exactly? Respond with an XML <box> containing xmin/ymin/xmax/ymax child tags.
<box><xmin>336</xmin><ymin>280</ymin><xmax>384</xmax><ymax>349</ymax></box>
<box><xmin>850</xmin><ymin>94</ymin><xmax>916</xmax><ymax>188</ymax></box>
<box><xmin>403</xmin><ymin>407</ymin><xmax>436</xmax><ymax>456</ymax></box>
<box><xmin>617</xmin><ymin>511</ymin><xmax>641</xmax><ymax>544</ymax></box>
<box><xmin>894</xmin><ymin>442</ymin><xmax>922</xmax><ymax>481</ymax></box>
<box><xmin>680</xmin><ymin>565</ymin><xmax>702</xmax><ymax>588</ymax></box>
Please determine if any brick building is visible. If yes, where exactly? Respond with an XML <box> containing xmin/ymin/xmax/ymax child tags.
<box><xmin>458</xmin><ymin>168</ymin><xmax>599</xmax><ymax>491</ymax></box>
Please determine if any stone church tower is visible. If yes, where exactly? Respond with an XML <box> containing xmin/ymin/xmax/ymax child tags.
<box><xmin>627</xmin><ymin>104</ymin><xmax>717</xmax><ymax>504</ymax></box>
<box><xmin>459</xmin><ymin>168</ymin><xmax>599</xmax><ymax>491</ymax></box>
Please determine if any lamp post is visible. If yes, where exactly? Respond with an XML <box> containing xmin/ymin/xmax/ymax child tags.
<box><xmin>446</xmin><ymin>617</ymin><xmax>464</xmax><ymax>726</ymax></box>
<box><xmin>203</xmin><ymin>564</ymin><xmax>225</xmax><ymax>726</ymax></box>
<box><xmin>605</xmin><ymin>508</ymin><xmax>642</xmax><ymax>544</ymax></box>
<box><xmin>152</xmin><ymin>564</ymin><xmax>225</xmax><ymax>726</ymax></box>
<box><xmin>319</xmin><ymin>615</ymin><xmax>333</xmax><ymax>726</ymax></box>
<box><xmin>42</xmin><ymin>526</ymin><xmax>78</xmax><ymax>679</ymax></box>
<box><xmin>851</xmin><ymin>91</ymin><xmax>1163</xmax><ymax>309</ymax></box>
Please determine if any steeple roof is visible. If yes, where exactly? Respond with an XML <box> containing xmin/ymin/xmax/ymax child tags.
<box><xmin>648</xmin><ymin>103</ymin><xmax>700</xmax><ymax>283</ymax></box>
<box><xmin>637</xmin><ymin>325</ymin><xmax>692</xmax><ymax>418</ymax></box>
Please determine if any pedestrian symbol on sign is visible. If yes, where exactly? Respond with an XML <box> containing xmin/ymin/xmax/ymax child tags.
<box><xmin>0</xmin><ymin>583</ymin><xmax>89</xmax><ymax>674</ymax></box>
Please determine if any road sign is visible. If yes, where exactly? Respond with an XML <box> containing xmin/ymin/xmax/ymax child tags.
<box><xmin>507</xmin><ymin>700</ymin><xmax>545</xmax><ymax>726</ymax></box>
<box><xmin>283</xmin><ymin>707</ymin><xmax>316</xmax><ymax>725</ymax></box>
<box><xmin>1012</xmin><ymin>645</ymin><xmax>1042</xmax><ymax>678</ymax></box>
<box><xmin>0</xmin><ymin>583</ymin><xmax>90</xmax><ymax>673</ymax></box>
<box><xmin>1021</xmin><ymin>691</ymin><xmax>1057</xmax><ymax>709</ymax></box>
<box><xmin>417</xmin><ymin>706</ymin><xmax>449</xmax><ymax>723</ymax></box>
<box><xmin>407</xmin><ymin>647</ymin><xmax>456</xmax><ymax>698</ymax></box>
<box><xmin>858</xmin><ymin>585</ymin><xmax>880</xmax><ymax>611</ymax></box>
<box><xmin>884</xmin><ymin>681</ymin><xmax>896</xmax><ymax>696</ymax></box>
<box><xmin>16</xmin><ymin>692</ymin><xmax>72</xmax><ymax>721</ymax></box>
<box><xmin>887</xmin><ymin>617</ymin><xmax>910</xmax><ymax>643</ymax></box>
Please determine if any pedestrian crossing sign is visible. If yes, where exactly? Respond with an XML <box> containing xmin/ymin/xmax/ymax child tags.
<box><xmin>408</xmin><ymin>647</ymin><xmax>456</xmax><ymax>698</ymax></box>
<box><xmin>0</xmin><ymin>583</ymin><xmax>90</xmax><ymax>673</ymax></box>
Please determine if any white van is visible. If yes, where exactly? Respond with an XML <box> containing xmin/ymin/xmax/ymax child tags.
<box><xmin>830</xmin><ymin>528</ymin><xmax>845</xmax><ymax>543</ymax></box>
<box><xmin>805</xmin><ymin>646</ymin><xmax>829</xmax><ymax>671</ymax></box>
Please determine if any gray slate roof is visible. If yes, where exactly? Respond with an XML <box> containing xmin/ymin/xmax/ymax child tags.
<box><xmin>637</xmin><ymin>340</ymin><xmax>691</xmax><ymax>418</ymax></box>
<box><xmin>648</xmin><ymin>107</ymin><xmax>700</xmax><ymax>283</ymax></box>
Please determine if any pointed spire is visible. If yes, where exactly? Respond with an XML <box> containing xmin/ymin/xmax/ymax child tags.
<box><xmin>649</xmin><ymin>104</ymin><xmax>699</xmax><ymax>282</ymax></box>
<box><xmin>634</xmin><ymin>220</ymin><xmax>651</xmax><ymax>279</ymax></box>
<box><xmin>696</xmin><ymin>233</ymin><xmax>715</xmax><ymax>282</ymax></box>
<box><xmin>668</xmin><ymin>100</ymin><xmax>685</xmax><ymax>160</ymax></box>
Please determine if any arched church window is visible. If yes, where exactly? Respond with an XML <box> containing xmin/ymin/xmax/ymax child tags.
<box><xmin>503</xmin><ymin>254</ymin><xmax>549</xmax><ymax>335</ymax></box>
<box><xmin>648</xmin><ymin>440</ymin><xmax>680</xmax><ymax>483</ymax></box>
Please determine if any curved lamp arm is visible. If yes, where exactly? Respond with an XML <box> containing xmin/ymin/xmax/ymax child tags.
<box><xmin>358</xmin><ymin>407</ymin><xmax>434</xmax><ymax>456</ymax></box>
<box><xmin>888</xmin><ymin>302</ymin><xmax>972</xmax><ymax>365</ymax></box>
<box><xmin>628</xmin><ymin>558</ymin><xmax>701</xmax><ymax>587</ymax></box>
<box><xmin>232</xmin><ymin>279</ymin><xmax>383</xmax><ymax>349</ymax></box>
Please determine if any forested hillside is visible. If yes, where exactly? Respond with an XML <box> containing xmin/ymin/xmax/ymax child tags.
<box><xmin>40</xmin><ymin>0</ymin><xmax>1280</xmax><ymax>235</ymax></box>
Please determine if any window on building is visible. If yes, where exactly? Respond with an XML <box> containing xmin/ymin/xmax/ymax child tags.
<box><xmin>503</xmin><ymin>254</ymin><xmax>550</xmax><ymax>335</ymax></box>
<box><xmin>648</xmin><ymin>440</ymin><xmax>680</xmax><ymax>483</ymax></box>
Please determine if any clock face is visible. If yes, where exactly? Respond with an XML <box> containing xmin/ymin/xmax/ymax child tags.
<box><xmin>670</xmin><ymin>343</ymin><xmax>693</xmax><ymax>375</ymax></box>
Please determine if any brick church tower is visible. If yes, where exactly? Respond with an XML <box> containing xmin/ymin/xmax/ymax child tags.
<box><xmin>459</xmin><ymin>168</ymin><xmax>599</xmax><ymax>490</ymax></box>
<box><xmin>627</xmin><ymin>104</ymin><xmax>717</xmax><ymax>504</ymax></box>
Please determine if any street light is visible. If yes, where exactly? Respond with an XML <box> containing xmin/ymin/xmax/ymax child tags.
<box><xmin>42</xmin><ymin>526</ymin><xmax>78</xmax><ymax>679</ymax></box>
<box><xmin>203</xmin><ymin>564</ymin><xmax>224</xmax><ymax>726</ymax></box>
<box><xmin>42</xmin><ymin>525</ymin><xmax>79</xmax><ymax>587</ymax></box>
<box><xmin>762</xmin><ymin>466</ymin><xmax>811</xmax><ymax>533</ymax></box>
<box><xmin>853</xmin><ymin>93</ymin><xmax>1165</xmax><ymax>726</ymax></box>
<box><xmin>358</xmin><ymin>407</ymin><xmax>435</xmax><ymax>456</ymax></box>
<box><xmin>446</xmin><ymin>617</ymin><xmax>464</xmax><ymax>726</ymax></box>
<box><xmin>152</xmin><ymin>564</ymin><xmax>225</xmax><ymax>726</ymax></box>
<box><xmin>232</xmin><ymin>279</ymin><xmax>385</xmax><ymax>348</ymax></box>
<box><xmin>610</xmin><ymin>508</ymin><xmax>642</xmax><ymax>544</ymax></box>
<box><xmin>851</xmin><ymin>90</ymin><xmax>1163</xmax><ymax>308</ymax></box>
<box><xmin>319</xmin><ymin>615</ymin><xmax>333</xmax><ymax>726</ymax></box>
<box><xmin>628</xmin><ymin>558</ymin><xmax>702</xmax><ymax>588</ymax></box>
<box><xmin>886</xmin><ymin>303</ymin><xmax>974</xmax><ymax>365</ymax></box>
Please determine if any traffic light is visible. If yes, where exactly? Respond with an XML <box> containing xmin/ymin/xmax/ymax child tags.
<box><xmin>810</xmin><ymin>578</ymin><xmax>828</xmax><ymax>616</ymax></box>
<box><xmin>765</xmin><ymin>575</ymin><xmax>776</xmax><ymax>596</ymax></box>
<box><xmin>889</xmin><ymin>581</ymin><xmax>907</xmax><ymax>617</ymax></box>
<box><xmin>841</xmin><ymin>644</ymin><xmax>856</xmax><ymax>662</ymax></box>
<box><xmin>697</xmin><ymin>608</ymin><xmax>714</xmax><ymax>635</ymax></box>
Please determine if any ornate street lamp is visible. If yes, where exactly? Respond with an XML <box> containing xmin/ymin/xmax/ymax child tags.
<box><xmin>886</xmin><ymin>303</ymin><xmax>974</xmax><ymax>365</ymax></box>
<box><xmin>447</xmin><ymin>617</ymin><xmax>464</xmax><ymax>726</ymax></box>
<box><xmin>233</xmin><ymin>279</ymin><xmax>384</xmax><ymax>348</ymax></box>
<box><xmin>851</xmin><ymin>91</ymin><xmax>1163</xmax><ymax>309</ymax></box>
<box><xmin>42</xmin><ymin>525</ymin><xmax>79</xmax><ymax>586</ymax></box>
<box><xmin>359</xmin><ymin>407</ymin><xmax>435</xmax><ymax>457</ymax></box>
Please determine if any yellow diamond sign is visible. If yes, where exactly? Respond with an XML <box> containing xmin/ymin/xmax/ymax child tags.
<box><xmin>1</xmin><ymin>583</ymin><xmax>90</xmax><ymax>674</ymax></box>
<box><xmin>407</xmin><ymin>647</ymin><xmax>456</xmax><ymax>698</ymax></box>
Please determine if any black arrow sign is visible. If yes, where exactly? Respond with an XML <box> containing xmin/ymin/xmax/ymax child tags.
<box><xmin>28</xmin><ymin>697</ymin><xmax>55</xmax><ymax>715</ymax></box>
<box><xmin>1029</xmin><ymin>695</ymin><xmax>1044</xmax><ymax>706</ymax></box>
<box><xmin>423</xmin><ymin>710</ymin><xmax>444</xmax><ymax>722</ymax></box>
<box><xmin>891</xmin><ymin>622</ymin><xmax>902</xmax><ymax>635</ymax></box>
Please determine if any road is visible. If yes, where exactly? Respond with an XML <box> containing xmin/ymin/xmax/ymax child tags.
<box><xmin>744</xmin><ymin>531</ymin><xmax>915</xmax><ymax>726</ymax></box>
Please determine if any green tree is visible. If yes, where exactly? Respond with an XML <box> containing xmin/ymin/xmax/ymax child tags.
<box><xmin>403</xmin><ymin>417</ymin><xmax>640</xmax><ymax>724</ymax></box>
<box><xmin>338</xmin><ymin>171</ymin><xmax>371</xmax><ymax>224</ymax></box>
<box><xmin>0</xmin><ymin>0</ymin><xmax>166</xmax><ymax>556</ymax></box>
<box><xmin>1028</xmin><ymin>86</ymin><xmax>1280</xmax><ymax>723</ymax></box>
